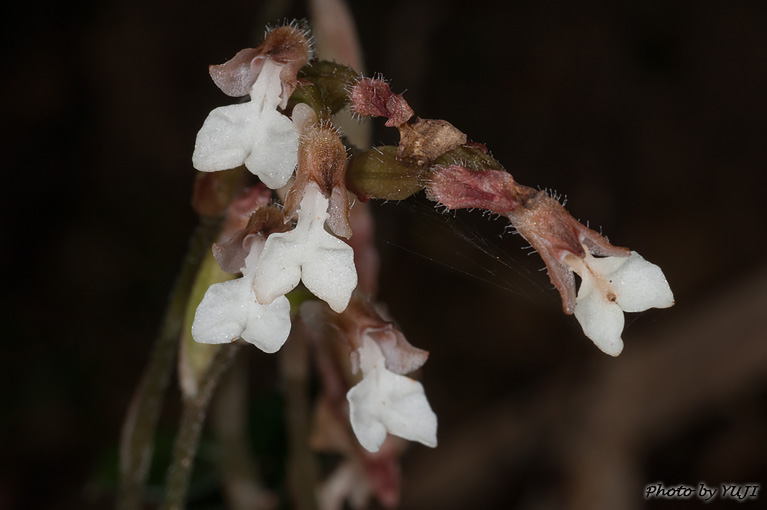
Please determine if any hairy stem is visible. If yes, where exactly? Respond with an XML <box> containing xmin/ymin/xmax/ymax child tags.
<box><xmin>117</xmin><ymin>218</ymin><xmax>220</xmax><ymax>510</ymax></box>
<box><xmin>161</xmin><ymin>342</ymin><xmax>242</xmax><ymax>510</ymax></box>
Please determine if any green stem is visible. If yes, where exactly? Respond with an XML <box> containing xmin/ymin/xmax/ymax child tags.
<box><xmin>117</xmin><ymin>219</ymin><xmax>220</xmax><ymax>510</ymax></box>
<box><xmin>161</xmin><ymin>342</ymin><xmax>242</xmax><ymax>510</ymax></box>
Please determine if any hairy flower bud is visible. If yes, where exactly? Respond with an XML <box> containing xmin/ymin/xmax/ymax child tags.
<box><xmin>426</xmin><ymin>165</ymin><xmax>535</xmax><ymax>214</ymax></box>
<box><xmin>348</xmin><ymin>77</ymin><xmax>414</xmax><ymax>127</ymax></box>
<box><xmin>286</xmin><ymin>105</ymin><xmax>352</xmax><ymax>238</ymax></box>
<box><xmin>347</xmin><ymin>146</ymin><xmax>425</xmax><ymax>201</ymax></box>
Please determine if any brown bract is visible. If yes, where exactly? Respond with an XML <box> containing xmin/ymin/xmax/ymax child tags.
<box><xmin>212</xmin><ymin>205</ymin><xmax>290</xmax><ymax>273</ymax></box>
<box><xmin>348</xmin><ymin>78</ymin><xmax>414</xmax><ymax>127</ymax></box>
<box><xmin>208</xmin><ymin>25</ymin><xmax>311</xmax><ymax>100</ymax></box>
<box><xmin>508</xmin><ymin>192</ymin><xmax>630</xmax><ymax>314</ymax></box>
<box><xmin>397</xmin><ymin>118</ymin><xmax>467</xmax><ymax>165</ymax></box>
<box><xmin>425</xmin><ymin>165</ymin><xmax>536</xmax><ymax>214</ymax></box>
<box><xmin>285</xmin><ymin>121</ymin><xmax>353</xmax><ymax>238</ymax></box>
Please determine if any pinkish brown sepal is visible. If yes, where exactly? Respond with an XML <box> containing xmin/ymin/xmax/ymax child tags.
<box><xmin>208</xmin><ymin>47</ymin><xmax>265</xmax><ymax>98</ymax></box>
<box><xmin>286</xmin><ymin>105</ymin><xmax>352</xmax><ymax>238</ymax></box>
<box><xmin>208</xmin><ymin>24</ymin><xmax>312</xmax><ymax>103</ymax></box>
<box><xmin>507</xmin><ymin>192</ymin><xmax>630</xmax><ymax>314</ymax></box>
<box><xmin>425</xmin><ymin>165</ymin><xmax>534</xmax><ymax>214</ymax></box>
<box><xmin>212</xmin><ymin>205</ymin><xmax>290</xmax><ymax>274</ymax></box>
<box><xmin>348</xmin><ymin>77</ymin><xmax>414</xmax><ymax>127</ymax></box>
<box><xmin>302</xmin><ymin>294</ymin><xmax>429</xmax><ymax>376</ymax></box>
<box><xmin>342</xmin><ymin>295</ymin><xmax>429</xmax><ymax>376</ymax></box>
<box><xmin>216</xmin><ymin>184</ymin><xmax>274</xmax><ymax>241</ymax></box>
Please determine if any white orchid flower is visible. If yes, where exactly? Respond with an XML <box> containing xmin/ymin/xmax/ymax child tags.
<box><xmin>254</xmin><ymin>182</ymin><xmax>357</xmax><ymax>313</ymax></box>
<box><xmin>567</xmin><ymin>250</ymin><xmax>674</xmax><ymax>356</ymax></box>
<box><xmin>192</xmin><ymin>240</ymin><xmax>292</xmax><ymax>353</ymax></box>
<box><xmin>192</xmin><ymin>59</ymin><xmax>298</xmax><ymax>189</ymax></box>
<box><xmin>346</xmin><ymin>337</ymin><xmax>437</xmax><ymax>453</ymax></box>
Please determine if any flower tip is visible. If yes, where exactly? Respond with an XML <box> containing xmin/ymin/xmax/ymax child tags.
<box><xmin>600</xmin><ymin>339</ymin><xmax>624</xmax><ymax>357</ymax></box>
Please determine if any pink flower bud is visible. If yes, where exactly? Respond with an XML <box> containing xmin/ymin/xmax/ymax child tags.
<box><xmin>426</xmin><ymin>165</ymin><xmax>534</xmax><ymax>214</ymax></box>
<box><xmin>348</xmin><ymin>78</ymin><xmax>413</xmax><ymax>127</ymax></box>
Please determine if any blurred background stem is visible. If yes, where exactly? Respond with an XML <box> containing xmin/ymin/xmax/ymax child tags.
<box><xmin>117</xmin><ymin>218</ymin><xmax>220</xmax><ymax>510</ymax></box>
<box><xmin>161</xmin><ymin>342</ymin><xmax>242</xmax><ymax>510</ymax></box>
<box><xmin>281</xmin><ymin>325</ymin><xmax>319</xmax><ymax>510</ymax></box>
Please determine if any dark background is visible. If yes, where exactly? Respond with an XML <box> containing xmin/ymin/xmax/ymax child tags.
<box><xmin>3</xmin><ymin>0</ymin><xmax>766</xmax><ymax>508</ymax></box>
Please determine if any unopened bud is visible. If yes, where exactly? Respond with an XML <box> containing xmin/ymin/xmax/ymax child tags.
<box><xmin>298</xmin><ymin>61</ymin><xmax>360</xmax><ymax>114</ymax></box>
<box><xmin>347</xmin><ymin>146</ymin><xmax>426</xmax><ymax>201</ymax></box>
<box><xmin>349</xmin><ymin>78</ymin><xmax>414</xmax><ymax>127</ymax></box>
<box><xmin>426</xmin><ymin>165</ymin><xmax>534</xmax><ymax>214</ymax></box>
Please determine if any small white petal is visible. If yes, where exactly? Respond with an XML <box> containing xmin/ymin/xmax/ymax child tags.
<box><xmin>241</xmin><ymin>296</ymin><xmax>292</xmax><ymax>353</ymax></box>
<box><xmin>586</xmin><ymin>253</ymin><xmax>628</xmax><ymax>276</ymax></box>
<box><xmin>574</xmin><ymin>277</ymin><xmax>625</xmax><ymax>356</ymax></box>
<box><xmin>193</xmin><ymin>102</ymin><xmax>254</xmax><ymax>172</ymax></box>
<box><xmin>347</xmin><ymin>338</ymin><xmax>437</xmax><ymax>452</ymax></box>
<box><xmin>244</xmin><ymin>107</ymin><xmax>298</xmax><ymax>189</ymax></box>
<box><xmin>253</xmin><ymin>232</ymin><xmax>304</xmax><ymax>305</ymax></box>
<box><xmin>611</xmin><ymin>251</ymin><xmax>675</xmax><ymax>312</ymax></box>
<box><xmin>301</xmin><ymin>227</ymin><xmax>357</xmax><ymax>313</ymax></box>
<box><xmin>192</xmin><ymin>278</ymin><xmax>251</xmax><ymax>344</ymax></box>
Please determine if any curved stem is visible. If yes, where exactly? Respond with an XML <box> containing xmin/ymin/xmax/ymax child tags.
<box><xmin>161</xmin><ymin>342</ymin><xmax>242</xmax><ymax>510</ymax></box>
<box><xmin>117</xmin><ymin>219</ymin><xmax>220</xmax><ymax>510</ymax></box>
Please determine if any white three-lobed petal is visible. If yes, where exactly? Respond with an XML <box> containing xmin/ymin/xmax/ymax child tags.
<box><xmin>254</xmin><ymin>183</ymin><xmax>358</xmax><ymax>313</ymax></box>
<box><xmin>192</xmin><ymin>242</ymin><xmax>292</xmax><ymax>353</ymax></box>
<box><xmin>571</xmin><ymin>250</ymin><xmax>674</xmax><ymax>356</ymax></box>
<box><xmin>346</xmin><ymin>337</ymin><xmax>437</xmax><ymax>453</ymax></box>
<box><xmin>192</xmin><ymin>59</ymin><xmax>299</xmax><ymax>189</ymax></box>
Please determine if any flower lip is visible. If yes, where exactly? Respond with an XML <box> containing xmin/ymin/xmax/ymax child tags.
<box><xmin>254</xmin><ymin>182</ymin><xmax>358</xmax><ymax>313</ymax></box>
<box><xmin>569</xmin><ymin>249</ymin><xmax>674</xmax><ymax>356</ymax></box>
<box><xmin>346</xmin><ymin>337</ymin><xmax>438</xmax><ymax>452</ymax></box>
<box><xmin>508</xmin><ymin>192</ymin><xmax>630</xmax><ymax>314</ymax></box>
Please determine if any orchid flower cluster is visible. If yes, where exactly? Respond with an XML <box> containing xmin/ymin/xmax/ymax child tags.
<box><xmin>187</xmin><ymin>21</ymin><xmax>673</xmax><ymax>507</ymax></box>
